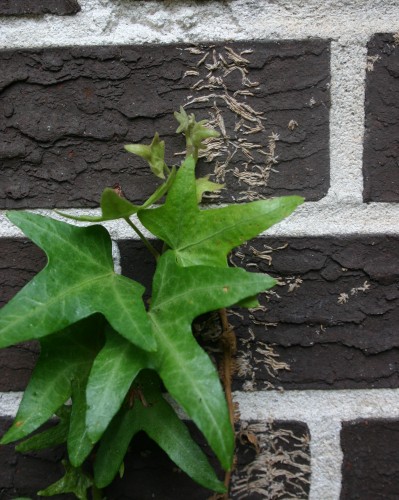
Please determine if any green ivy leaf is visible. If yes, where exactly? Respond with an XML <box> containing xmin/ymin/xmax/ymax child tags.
<box><xmin>146</xmin><ymin>251</ymin><xmax>276</xmax><ymax>470</ymax></box>
<box><xmin>125</xmin><ymin>132</ymin><xmax>166</xmax><ymax>179</ymax></box>
<box><xmin>0</xmin><ymin>211</ymin><xmax>155</xmax><ymax>351</ymax></box>
<box><xmin>56</xmin><ymin>167</ymin><xmax>176</xmax><ymax>223</ymax></box>
<box><xmin>139</xmin><ymin>156</ymin><xmax>304</xmax><ymax>267</ymax></box>
<box><xmin>85</xmin><ymin>252</ymin><xmax>275</xmax><ymax>471</ymax></box>
<box><xmin>1</xmin><ymin>316</ymin><xmax>104</xmax><ymax>445</ymax></box>
<box><xmin>38</xmin><ymin>460</ymin><xmax>92</xmax><ymax>500</ymax></box>
<box><xmin>15</xmin><ymin>407</ymin><xmax>70</xmax><ymax>453</ymax></box>
<box><xmin>68</xmin><ymin>377</ymin><xmax>94</xmax><ymax>467</ymax></box>
<box><xmin>85</xmin><ymin>327</ymin><xmax>147</xmax><ymax>443</ymax></box>
<box><xmin>196</xmin><ymin>175</ymin><xmax>225</xmax><ymax>203</ymax></box>
<box><xmin>94</xmin><ymin>371</ymin><xmax>225</xmax><ymax>493</ymax></box>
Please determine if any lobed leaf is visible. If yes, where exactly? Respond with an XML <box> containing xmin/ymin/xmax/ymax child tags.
<box><xmin>145</xmin><ymin>251</ymin><xmax>276</xmax><ymax>470</ymax></box>
<box><xmin>94</xmin><ymin>371</ymin><xmax>225</xmax><ymax>493</ymax></box>
<box><xmin>1</xmin><ymin>316</ymin><xmax>104</xmax><ymax>445</ymax></box>
<box><xmin>68</xmin><ymin>378</ymin><xmax>94</xmax><ymax>467</ymax></box>
<box><xmin>139</xmin><ymin>156</ymin><xmax>304</xmax><ymax>267</ymax></box>
<box><xmin>0</xmin><ymin>211</ymin><xmax>155</xmax><ymax>351</ymax></box>
<box><xmin>16</xmin><ymin>407</ymin><xmax>71</xmax><ymax>453</ymax></box>
<box><xmin>38</xmin><ymin>460</ymin><xmax>92</xmax><ymax>500</ymax></box>
<box><xmin>86</xmin><ymin>252</ymin><xmax>276</xmax><ymax>473</ymax></box>
<box><xmin>85</xmin><ymin>327</ymin><xmax>147</xmax><ymax>444</ymax></box>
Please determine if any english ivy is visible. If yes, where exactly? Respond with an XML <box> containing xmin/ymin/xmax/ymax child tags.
<box><xmin>0</xmin><ymin>108</ymin><xmax>303</xmax><ymax>498</ymax></box>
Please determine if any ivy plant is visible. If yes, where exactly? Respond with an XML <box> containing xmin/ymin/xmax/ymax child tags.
<box><xmin>0</xmin><ymin>107</ymin><xmax>303</xmax><ymax>498</ymax></box>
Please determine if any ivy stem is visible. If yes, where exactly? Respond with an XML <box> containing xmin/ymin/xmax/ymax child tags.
<box><xmin>124</xmin><ymin>217</ymin><xmax>160</xmax><ymax>261</ymax></box>
<box><xmin>186</xmin><ymin>141</ymin><xmax>198</xmax><ymax>163</ymax></box>
<box><xmin>218</xmin><ymin>307</ymin><xmax>237</xmax><ymax>498</ymax></box>
<box><xmin>91</xmin><ymin>485</ymin><xmax>104</xmax><ymax>500</ymax></box>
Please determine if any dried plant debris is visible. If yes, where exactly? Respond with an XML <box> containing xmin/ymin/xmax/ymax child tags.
<box><xmin>366</xmin><ymin>55</ymin><xmax>381</xmax><ymax>72</ymax></box>
<box><xmin>182</xmin><ymin>46</ymin><xmax>280</xmax><ymax>202</ymax></box>
<box><xmin>337</xmin><ymin>280</ymin><xmax>371</xmax><ymax>305</ymax></box>
<box><xmin>228</xmin><ymin>242</ymin><xmax>294</xmax><ymax>391</ymax></box>
<box><xmin>233</xmin><ymin>326</ymin><xmax>289</xmax><ymax>392</ymax></box>
<box><xmin>232</xmin><ymin>421</ymin><xmax>311</xmax><ymax>499</ymax></box>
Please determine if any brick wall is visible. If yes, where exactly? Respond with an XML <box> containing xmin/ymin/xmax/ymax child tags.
<box><xmin>1</xmin><ymin>1</ymin><xmax>399</xmax><ymax>499</ymax></box>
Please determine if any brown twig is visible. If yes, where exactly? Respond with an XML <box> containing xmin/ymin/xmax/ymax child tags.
<box><xmin>218</xmin><ymin>307</ymin><xmax>237</xmax><ymax>499</ymax></box>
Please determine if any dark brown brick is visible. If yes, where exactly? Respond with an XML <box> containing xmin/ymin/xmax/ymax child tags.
<box><xmin>364</xmin><ymin>34</ymin><xmax>399</xmax><ymax>202</ymax></box>
<box><xmin>0</xmin><ymin>418</ymin><xmax>70</xmax><ymax>500</ymax></box>
<box><xmin>0</xmin><ymin>239</ymin><xmax>46</xmax><ymax>307</ymax></box>
<box><xmin>3</xmin><ymin>234</ymin><xmax>399</xmax><ymax>392</ymax></box>
<box><xmin>0</xmin><ymin>41</ymin><xmax>330</xmax><ymax>209</ymax></box>
<box><xmin>228</xmin><ymin>236</ymin><xmax>399</xmax><ymax>390</ymax></box>
<box><xmin>0</xmin><ymin>0</ymin><xmax>80</xmax><ymax>16</ymax></box>
<box><xmin>118</xmin><ymin>239</ymin><xmax>160</xmax><ymax>298</ymax></box>
<box><xmin>341</xmin><ymin>419</ymin><xmax>399</xmax><ymax>500</ymax></box>
<box><xmin>0</xmin><ymin>239</ymin><xmax>45</xmax><ymax>391</ymax></box>
<box><xmin>0</xmin><ymin>417</ymin><xmax>309</xmax><ymax>499</ymax></box>
<box><xmin>0</xmin><ymin>341</ymin><xmax>39</xmax><ymax>392</ymax></box>
<box><xmin>231</xmin><ymin>420</ymin><xmax>310</xmax><ymax>499</ymax></box>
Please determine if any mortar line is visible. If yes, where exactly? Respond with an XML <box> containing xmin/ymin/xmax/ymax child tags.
<box><xmin>1</xmin><ymin>1</ymin><xmax>399</xmax><ymax>48</ymax></box>
<box><xmin>307</xmin><ymin>419</ymin><xmax>343</xmax><ymax>500</ymax></box>
<box><xmin>3</xmin><ymin>203</ymin><xmax>399</xmax><ymax>239</ymax></box>
<box><xmin>326</xmin><ymin>40</ymin><xmax>367</xmax><ymax>204</ymax></box>
<box><xmin>3</xmin><ymin>388</ymin><xmax>399</xmax><ymax>498</ymax></box>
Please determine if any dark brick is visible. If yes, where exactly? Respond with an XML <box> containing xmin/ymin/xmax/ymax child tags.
<box><xmin>0</xmin><ymin>41</ymin><xmax>330</xmax><ymax>209</ymax></box>
<box><xmin>228</xmin><ymin>236</ymin><xmax>399</xmax><ymax>390</ymax></box>
<box><xmin>0</xmin><ymin>341</ymin><xmax>39</xmax><ymax>392</ymax></box>
<box><xmin>3</xmin><ymin>234</ymin><xmax>399</xmax><ymax>393</ymax></box>
<box><xmin>0</xmin><ymin>418</ymin><xmax>71</xmax><ymax>500</ymax></box>
<box><xmin>364</xmin><ymin>34</ymin><xmax>399</xmax><ymax>202</ymax></box>
<box><xmin>0</xmin><ymin>0</ymin><xmax>80</xmax><ymax>16</ymax></box>
<box><xmin>0</xmin><ymin>417</ymin><xmax>309</xmax><ymax>499</ymax></box>
<box><xmin>0</xmin><ymin>239</ymin><xmax>45</xmax><ymax>391</ymax></box>
<box><xmin>341</xmin><ymin>419</ymin><xmax>399</xmax><ymax>500</ymax></box>
<box><xmin>232</xmin><ymin>420</ymin><xmax>310</xmax><ymax>499</ymax></box>
<box><xmin>118</xmin><ymin>239</ymin><xmax>161</xmax><ymax>298</ymax></box>
<box><xmin>0</xmin><ymin>239</ymin><xmax>46</xmax><ymax>307</ymax></box>
<box><xmin>106</xmin><ymin>420</ymin><xmax>311</xmax><ymax>500</ymax></box>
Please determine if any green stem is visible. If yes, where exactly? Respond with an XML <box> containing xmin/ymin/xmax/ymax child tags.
<box><xmin>186</xmin><ymin>141</ymin><xmax>198</xmax><ymax>163</ymax></box>
<box><xmin>124</xmin><ymin>217</ymin><xmax>160</xmax><ymax>261</ymax></box>
<box><xmin>91</xmin><ymin>484</ymin><xmax>104</xmax><ymax>500</ymax></box>
<box><xmin>163</xmin><ymin>162</ymin><xmax>171</xmax><ymax>177</ymax></box>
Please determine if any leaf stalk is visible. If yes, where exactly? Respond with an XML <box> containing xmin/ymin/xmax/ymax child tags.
<box><xmin>124</xmin><ymin>217</ymin><xmax>160</xmax><ymax>261</ymax></box>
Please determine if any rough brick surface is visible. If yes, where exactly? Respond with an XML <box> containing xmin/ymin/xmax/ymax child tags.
<box><xmin>0</xmin><ymin>0</ymin><xmax>80</xmax><ymax>16</ymax></box>
<box><xmin>0</xmin><ymin>417</ymin><xmax>309</xmax><ymax>499</ymax></box>
<box><xmin>0</xmin><ymin>239</ymin><xmax>46</xmax><ymax>307</ymax></box>
<box><xmin>0</xmin><ymin>239</ymin><xmax>44</xmax><ymax>391</ymax></box>
<box><xmin>364</xmin><ymin>34</ymin><xmax>399</xmax><ymax>202</ymax></box>
<box><xmin>0</xmin><ymin>41</ymin><xmax>330</xmax><ymax>209</ymax></box>
<box><xmin>229</xmin><ymin>236</ymin><xmax>399</xmax><ymax>390</ymax></box>
<box><xmin>0</xmin><ymin>418</ymin><xmax>70</xmax><ymax>500</ymax></box>
<box><xmin>3</xmin><ymin>235</ymin><xmax>399</xmax><ymax>392</ymax></box>
<box><xmin>341</xmin><ymin>419</ymin><xmax>399</xmax><ymax>499</ymax></box>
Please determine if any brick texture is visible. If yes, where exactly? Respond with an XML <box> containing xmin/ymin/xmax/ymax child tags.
<box><xmin>0</xmin><ymin>41</ymin><xmax>330</xmax><ymax>209</ymax></box>
<box><xmin>0</xmin><ymin>0</ymin><xmax>80</xmax><ymax>16</ymax></box>
<box><xmin>0</xmin><ymin>239</ymin><xmax>44</xmax><ymax>391</ymax></box>
<box><xmin>364</xmin><ymin>33</ymin><xmax>399</xmax><ymax>202</ymax></box>
<box><xmin>229</xmin><ymin>236</ymin><xmax>399</xmax><ymax>391</ymax></box>
<box><xmin>0</xmin><ymin>417</ymin><xmax>309</xmax><ymax>499</ymax></box>
<box><xmin>0</xmin><ymin>418</ymin><xmax>70</xmax><ymax>500</ymax></box>
<box><xmin>3</xmin><ymin>235</ymin><xmax>399</xmax><ymax>392</ymax></box>
<box><xmin>341</xmin><ymin>419</ymin><xmax>399</xmax><ymax>499</ymax></box>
